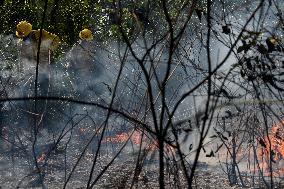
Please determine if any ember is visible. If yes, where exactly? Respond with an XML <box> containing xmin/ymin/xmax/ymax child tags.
<box><xmin>103</xmin><ymin>130</ymin><xmax>152</xmax><ymax>149</ymax></box>
<box><xmin>103</xmin><ymin>130</ymin><xmax>175</xmax><ymax>152</ymax></box>
<box><xmin>37</xmin><ymin>153</ymin><xmax>46</xmax><ymax>163</ymax></box>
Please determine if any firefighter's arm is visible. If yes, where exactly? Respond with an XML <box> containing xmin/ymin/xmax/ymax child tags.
<box><xmin>33</xmin><ymin>29</ymin><xmax>60</xmax><ymax>51</ymax></box>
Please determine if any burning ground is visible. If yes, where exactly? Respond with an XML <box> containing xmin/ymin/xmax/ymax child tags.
<box><xmin>0</xmin><ymin>1</ymin><xmax>284</xmax><ymax>187</ymax></box>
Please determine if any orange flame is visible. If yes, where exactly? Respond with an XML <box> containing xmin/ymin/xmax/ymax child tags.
<box><xmin>103</xmin><ymin>130</ymin><xmax>175</xmax><ymax>152</ymax></box>
<box><xmin>37</xmin><ymin>153</ymin><xmax>46</xmax><ymax>163</ymax></box>
<box><xmin>256</xmin><ymin>119</ymin><xmax>284</xmax><ymax>176</ymax></box>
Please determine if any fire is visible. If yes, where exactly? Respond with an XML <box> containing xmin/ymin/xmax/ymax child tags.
<box><xmin>256</xmin><ymin>119</ymin><xmax>284</xmax><ymax>176</ymax></box>
<box><xmin>79</xmin><ymin>128</ymin><xmax>87</xmax><ymax>133</ymax></box>
<box><xmin>37</xmin><ymin>153</ymin><xmax>46</xmax><ymax>163</ymax></box>
<box><xmin>103</xmin><ymin>130</ymin><xmax>175</xmax><ymax>152</ymax></box>
<box><xmin>103</xmin><ymin>130</ymin><xmax>154</xmax><ymax>150</ymax></box>
<box><xmin>103</xmin><ymin>130</ymin><xmax>142</xmax><ymax>144</ymax></box>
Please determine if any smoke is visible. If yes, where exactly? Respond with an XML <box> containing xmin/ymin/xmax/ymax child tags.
<box><xmin>0</xmin><ymin>1</ymin><xmax>283</xmax><ymax>185</ymax></box>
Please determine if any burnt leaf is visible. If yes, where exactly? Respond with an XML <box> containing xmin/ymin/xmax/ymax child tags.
<box><xmin>220</xmin><ymin>89</ymin><xmax>230</xmax><ymax>98</ymax></box>
<box><xmin>227</xmin><ymin>131</ymin><xmax>232</xmax><ymax>137</ymax></box>
<box><xmin>275</xmin><ymin>130</ymin><xmax>281</xmax><ymax>140</ymax></box>
<box><xmin>102</xmin><ymin>82</ymin><xmax>112</xmax><ymax>93</ymax></box>
<box><xmin>225</xmin><ymin>110</ymin><xmax>233</xmax><ymax>118</ymax></box>
<box><xmin>206</xmin><ymin>150</ymin><xmax>215</xmax><ymax>157</ymax></box>
<box><xmin>257</xmin><ymin>44</ymin><xmax>268</xmax><ymax>54</ymax></box>
<box><xmin>250</xmin><ymin>39</ymin><xmax>257</xmax><ymax>46</ymax></box>
<box><xmin>221</xmin><ymin>134</ymin><xmax>228</xmax><ymax>140</ymax></box>
<box><xmin>210</xmin><ymin>135</ymin><xmax>217</xmax><ymax>138</ymax></box>
<box><xmin>271</xmin><ymin>150</ymin><xmax>277</xmax><ymax>163</ymax></box>
<box><xmin>240</xmin><ymin>69</ymin><xmax>245</xmax><ymax>78</ymax></box>
<box><xmin>276</xmin><ymin>45</ymin><xmax>284</xmax><ymax>52</ymax></box>
<box><xmin>262</xmin><ymin>75</ymin><xmax>284</xmax><ymax>91</ymax></box>
<box><xmin>231</xmin><ymin>63</ymin><xmax>239</xmax><ymax>68</ymax></box>
<box><xmin>183</xmin><ymin>127</ymin><xmax>193</xmax><ymax>132</ymax></box>
<box><xmin>237</xmin><ymin>45</ymin><xmax>245</xmax><ymax>53</ymax></box>
<box><xmin>195</xmin><ymin>9</ymin><xmax>203</xmax><ymax>21</ymax></box>
<box><xmin>248</xmin><ymin>75</ymin><xmax>256</xmax><ymax>81</ymax></box>
<box><xmin>222</xmin><ymin>25</ymin><xmax>231</xmax><ymax>34</ymax></box>
<box><xmin>189</xmin><ymin>144</ymin><xmax>193</xmax><ymax>151</ymax></box>
<box><xmin>237</xmin><ymin>41</ymin><xmax>250</xmax><ymax>53</ymax></box>
<box><xmin>261</xmin><ymin>74</ymin><xmax>274</xmax><ymax>82</ymax></box>
<box><xmin>246</xmin><ymin>30</ymin><xmax>262</xmax><ymax>36</ymax></box>
<box><xmin>246</xmin><ymin>58</ymin><xmax>253</xmax><ymax>70</ymax></box>
<box><xmin>259</xmin><ymin>138</ymin><xmax>266</xmax><ymax>148</ymax></box>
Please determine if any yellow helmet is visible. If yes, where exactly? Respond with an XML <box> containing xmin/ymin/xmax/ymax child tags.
<box><xmin>16</xmin><ymin>21</ymin><xmax>32</xmax><ymax>38</ymax></box>
<box><xmin>79</xmin><ymin>29</ymin><xmax>93</xmax><ymax>41</ymax></box>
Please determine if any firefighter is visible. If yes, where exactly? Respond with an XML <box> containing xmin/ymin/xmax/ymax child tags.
<box><xmin>72</xmin><ymin>28</ymin><xmax>95</xmax><ymax>73</ymax></box>
<box><xmin>16</xmin><ymin>21</ymin><xmax>61</xmax><ymax>127</ymax></box>
<box><xmin>16</xmin><ymin>21</ymin><xmax>60</xmax><ymax>95</ymax></box>
<box><xmin>16</xmin><ymin>20</ymin><xmax>60</xmax><ymax>66</ymax></box>
<box><xmin>69</xmin><ymin>28</ymin><xmax>100</xmax><ymax>97</ymax></box>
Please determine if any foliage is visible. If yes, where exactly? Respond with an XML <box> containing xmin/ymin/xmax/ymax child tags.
<box><xmin>0</xmin><ymin>0</ymin><xmax>206</xmax><ymax>45</ymax></box>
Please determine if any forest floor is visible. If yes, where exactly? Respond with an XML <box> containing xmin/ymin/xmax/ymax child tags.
<box><xmin>1</xmin><ymin>151</ymin><xmax>283</xmax><ymax>188</ymax></box>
